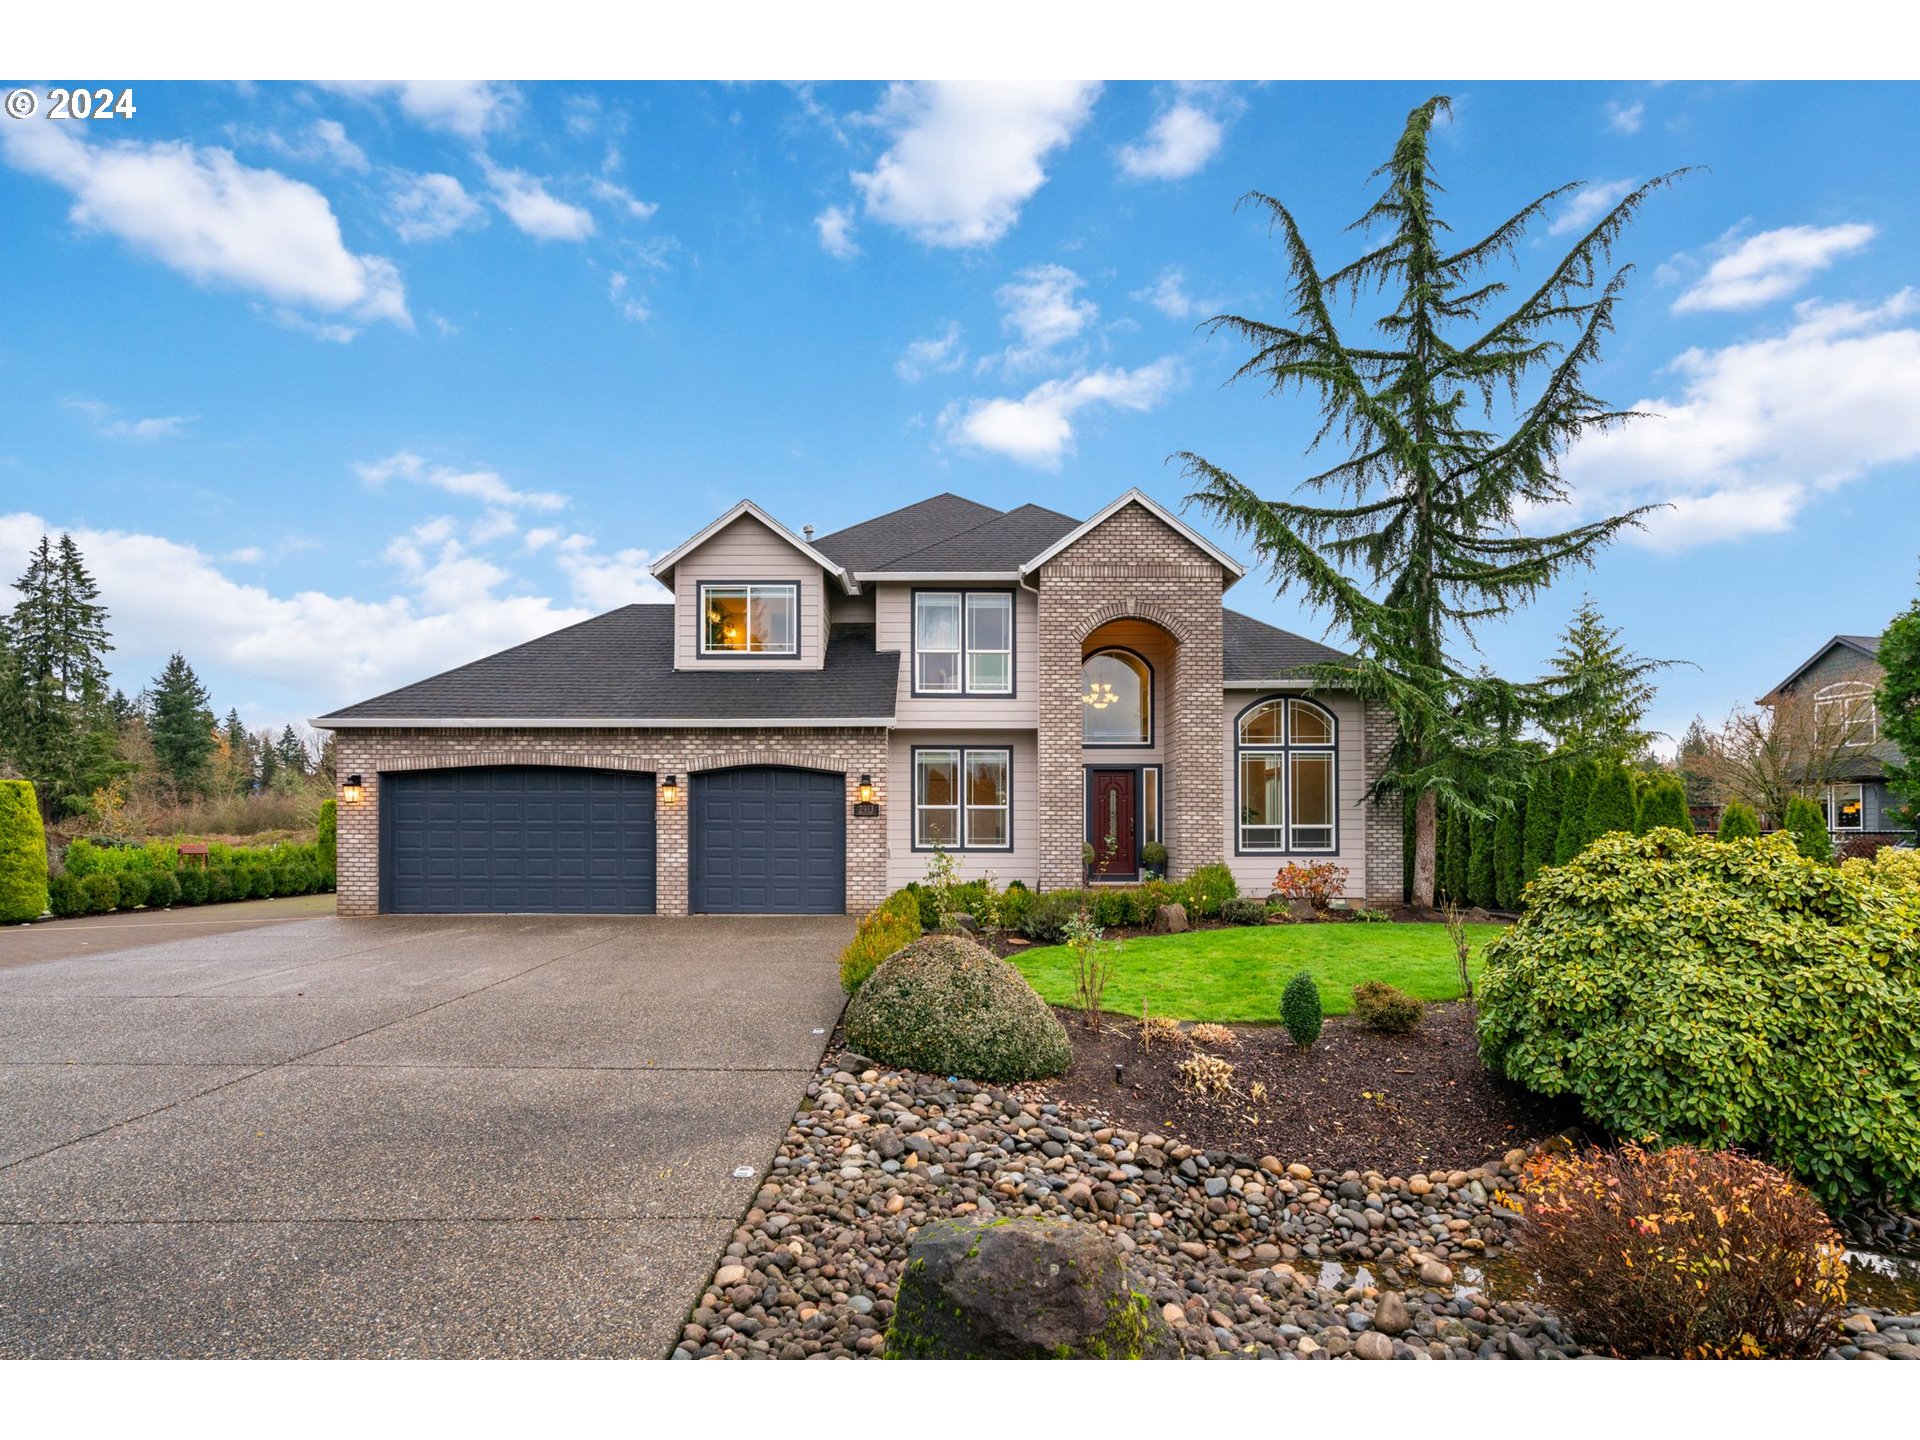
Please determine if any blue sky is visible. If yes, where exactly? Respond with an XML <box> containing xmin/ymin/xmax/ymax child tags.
<box><xmin>2</xmin><ymin>79</ymin><xmax>1916</xmax><ymax>743</ymax></box>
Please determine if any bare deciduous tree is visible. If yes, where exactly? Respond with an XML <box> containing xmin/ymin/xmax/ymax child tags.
<box><xmin>1681</xmin><ymin>692</ymin><xmax>1876</xmax><ymax>826</ymax></box>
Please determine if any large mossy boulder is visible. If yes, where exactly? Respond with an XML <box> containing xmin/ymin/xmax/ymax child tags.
<box><xmin>886</xmin><ymin>1217</ymin><xmax>1165</xmax><ymax>1359</ymax></box>
<box><xmin>843</xmin><ymin>933</ymin><xmax>1071</xmax><ymax>1082</ymax></box>
<box><xmin>1478</xmin><ymin>828</ymin><xmax>1920</xmax><ymax>1210</ymax></box>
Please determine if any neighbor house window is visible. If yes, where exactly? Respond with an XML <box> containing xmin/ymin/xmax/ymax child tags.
<box><xmin>1082</xmin><ymin>649</ymin><xmax>1151</xmax><ymax>745</ymax></box>
<box><xmin>1237</xmin><ymin>698</ymin><xmax>1337</xmax><ymax>852</ymax></box>
<box><xmin>913</xmin><ymin>747</ymin><xmax>1011</xmax><ymax>849</ymax></box>
<box><xmin>1814</xmin><ymin>681</ymin><xmax>1877</xmax><ymax>745</ymax></box>
<box><xmin>699</xmin><ymin>583</ymin><xmax>797</xmax><ymax>655</ymax></box>
<box><xmin>1825</xmin><ymin>783</ymin><xmax>1864</xmax><ymax>830</ymax></box>
<box><xmin>914</xmin><ymin>592</ymin><xmax>1013</xmax><ymax>695</ymax></box>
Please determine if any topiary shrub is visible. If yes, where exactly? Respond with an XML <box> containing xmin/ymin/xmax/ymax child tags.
<box><xmin>1478</xmin><ymin>829</ymin><xmax>1920</xmax><ymax>1209</ymax></box>
<box><xmin>148</xmin><ymin>871</ymin><xmax>181</xmax><ymax>908</ymax></box>
<box><xmin>1351</xmin><ymin>980</ymin><xmax>1424</xmax><ymax>1033</ymax></box>
<box><xmin>1184</xmin><ymin>862</ymin><xmax>1237</xmax><ymax>919</ymax></box>
<box><xmin>840</xmin><ymin>890</ymin><xmax>923</xmax><ymax>994</ymax></box>
<box><xmin>175</xmin><ymin>866</ymin><xmax>210</xmax><ymax>905</ymax></box>
<box><xmin>316</xmin><ymin>797</ymin><xmax>337</xmax><ymax>881</ymax></box>
<box><xmin>1280</xmin><ymin>970</ymin><xmax>1323</xmax><ymax>1049</ymax></box>
<box><xmin>48</xmin><ymin>872</ymin><xmax>86</xmax><ymax>917</ymax></box>
<box><xmin>81</xmin><ymin>872</ymin><xmax>119</xmax><ymax>914</ymax></box>
<box><xmin>1718</xmin><ymin>801</ymin><xmax>1761</xmax><ymax>840</ymax></box>
<box><xmin>844</xmin><ymin>934</ymin><xmax>1071</xmax><ymax>1083</ymax></box>
<box><xmin>0</xmin><ymin>779</ymin><xmax>50</xmax><ymax>922</ymax></box>
<box><xmin>1219</xmin><ymin>896</ymin><xmax>1267</xmax><ymax>926</ymax></box>
<box><xmin>1513</xmin><ymin>1143</ymin><xmax>1847</xmax><ymax>1358</ymax></box>
<box><xmin>115</xmin><ymin>871</ymin><xmax>151</xmax><ymax>909</ymax></box>
<box><xmin>1784</xmin><ymin>795</ymin><xmax>1832</xmax><ymax>864</ymax></box>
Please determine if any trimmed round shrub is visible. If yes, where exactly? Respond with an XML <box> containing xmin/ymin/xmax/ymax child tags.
<box><xmin>1478</xmin><ymin>829</ymin><xmax>1920</xmax><ymax>1209</ymax></box>
<box><xmin>48</xmin><ymin>872</ymin><xmax>86</xmax><ymax>917</ymax></box>
<box><xmin>1718</xmin><ymin>801</ymin><xmax>1761</xmax><ymax>840</ymax></box>
<box><xmin>1220</xmin><ymin>896</ymin><xmax>1267</xmax><ymax>926</ymax></box>
<box><xmin>81</xmin><ymin>872</ymin><xmax>119</xmax><ymax>914</ymax></box>
<box><xmin>148</xmin><ymin>871</ymin><xmax>181</xmax><ymax>908</ymax></box>
<box><xmin>61</xmin><ymin>837</ymin><xmax>105</xmax><ymax>878</ymax></box>
<box><xmin>205</xmin><ymin>867</ymin><xmax>234</xmax><ymax>904</ymax></box>
<box><xmin>174</xmin><ymin>866</ymin><xmax>210</xmax><ymax>905</ymax></box>
<box><xmin>0</xmin><ymin>779</ymin><xmax>50</xmax><ymax>922</ymax></box>
<box><xmin>1514</xmin><ymin>1143</ymin><xmax>1847</xmax><ymax>1358</ymax></box>
<box><xmin>1351</xmin><ymin>980</ymin><xmax>1424</xmax><ymax>1033</ymax></box>
<box><xmin>230</xmin><ymin>866</ymin><xmax>257</xmax><ymax>899</ymax></box>
<box><xmin>115</xmin><ymin>871</ymin><xmax>151</xmax><ymax>909</ymax></box>
<box><xmin>840</xmin><ymin>890</ymin><xmax>923</xmax><ymax>994</ymax></box>
<box><xmin>1280</xmin><ymin>970</ymin><xmax>1323</xmax><ymax>1049</ymax></box>
<box><xmin>845</xmin><ymin>934</ymin><xmax>1071</xmax><ymax>1083</ymax></box>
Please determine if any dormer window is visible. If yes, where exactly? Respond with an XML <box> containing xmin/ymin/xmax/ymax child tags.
<box><xmin>699</xmin><ymin>582</ymin><xmax>797</xmax><ymax>656</ymax></box>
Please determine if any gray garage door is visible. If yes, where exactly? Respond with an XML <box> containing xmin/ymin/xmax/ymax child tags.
<box><xmin>691</xmin><ymin>767</ymin><xmax>845</xmax><ymax>914</ymax></box>
<box><xmin>382</xmin><ymin>767</ymin><xmax>656</xmax><ymax>914</ymax></box>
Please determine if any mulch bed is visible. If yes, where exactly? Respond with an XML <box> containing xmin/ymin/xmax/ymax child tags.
<box><xmin>1035</xmin><ymin>1001</ymin><xmax>1577</xmax><ymax>1177</ymax></box>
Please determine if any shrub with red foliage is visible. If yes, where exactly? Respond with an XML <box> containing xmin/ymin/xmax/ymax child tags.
<box><xmin>1511</xmin><ymin>1143</ymin><xmax>1849</xmax><ymax>1358</ymax></box>
<box><xmin>1269</xmin><ymin>861</ymin><xmax>1347</xmax><ymax>908</ymax></box>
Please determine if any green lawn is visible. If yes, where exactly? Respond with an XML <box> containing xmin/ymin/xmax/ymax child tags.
<box><xmin>1011</xmin><ymin>921</ymin><xmax>1507</xmax><ymax>1022</ymax></box>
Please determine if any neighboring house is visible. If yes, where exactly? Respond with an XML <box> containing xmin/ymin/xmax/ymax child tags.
<box><xmin>315</xmin><ymin>489</ymin><xmax>1403</xmax><ymax>917</ymax></box>
<box><xmin>1763</xmin><ymin>634</ymin><xmax>1908</xmax><ymax>845</ymax></box>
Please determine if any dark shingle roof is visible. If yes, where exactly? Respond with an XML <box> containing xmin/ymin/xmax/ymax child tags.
<box><xmin>1222</xmin><ymin>609</ymin><xmax>1351</xmax><ymax>682</ymax></box>
<box><xmin>811</xmin><ymin>493</ymin><xmax>1002</xmax><ymax>574</ymax></box>
<box><xmin>870</xmin><ymin>503</ymin><xmax>1082</xmax><ymax>573</ymax></box>
<box><xmin>317</xmin><ymin>606</ymin><xmax>899</xmax><ymax>725</ymax></box>
<box><xmin>1768</xmin><ymin>633</ymin><xmax>1886</xmax><ymax>696</ymax></box>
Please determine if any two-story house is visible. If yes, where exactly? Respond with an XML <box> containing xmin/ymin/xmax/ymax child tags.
<box><xmin>1763</xmin><ymin>634</ymin><xmax>1909</xmax><ymax>846</ymax></box>
<box><xmin>315</xmin><ymin>489</ymin><xmax>1404</xmax><ymax>916</ymax></box>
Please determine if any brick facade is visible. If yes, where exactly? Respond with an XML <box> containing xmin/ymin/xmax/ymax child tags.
<box><xmin>331</xmin><ymin>727</ymin><xmax>888</xmax><ymax>917</ymax></box>
<box><xmin>1034</xmin><ymin>501</ymin><xmax>1227</xmax><ymax>890</ymax></box>
<box><xmin>1361</xmin><ymin>699</ymin><xmax>1405</xmax><ymax>904</ymax></box>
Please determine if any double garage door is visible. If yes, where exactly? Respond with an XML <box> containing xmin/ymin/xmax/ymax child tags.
<box><xmin>380</xmin><ymin>765</ymin><xmax>843</xmax><ymax>915</ymax></box>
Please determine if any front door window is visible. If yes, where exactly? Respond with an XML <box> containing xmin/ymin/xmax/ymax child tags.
<box><xmin>1089</xmin><ymin>771</ymin><xmax>1137</xmax><ymax>878</ymax></box>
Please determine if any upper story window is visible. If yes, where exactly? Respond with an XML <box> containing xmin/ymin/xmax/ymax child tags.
<box><xmin>1814</xmin><ymin>680</ymin><xmax>1876</xmax><ymax>745</ymax></box>
<box><xmin>1082</xmin><ymin>649</ymin><xmax>1151</xmax><ymax>745</ymax></box>
<box><xmin>914</xmin><ymin>591</ymin><xmax>1013</xmax><ymax>695</ymax></box>
<box><xmin>1237</xmin><ymin>697</ymin><xmax>1337</xmax><ymax>853</ymax></box>
<box><xmin>699</xmin><ymin>582</ymin><xmax>797</xmax><ymax>656</ymax></box>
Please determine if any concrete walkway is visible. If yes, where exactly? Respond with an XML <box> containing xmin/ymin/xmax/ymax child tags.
<box><xmin>0</xmin><ymin>912</ymin><xmax>851</xmax><ymax>1357</ymax></box>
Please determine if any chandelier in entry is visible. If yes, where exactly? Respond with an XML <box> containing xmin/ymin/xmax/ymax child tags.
<box><xmin>1082</xmin><ymin>680</ymin><xmax>1118</xmax><ymax>710</ymax></box>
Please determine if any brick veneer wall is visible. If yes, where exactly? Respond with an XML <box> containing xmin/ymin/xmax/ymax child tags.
<box><xmin>330</xmin><ymin>726</ymin><xmax>889</xmax><ymax>917</ymax></box>
<box><xmin>1035</xmin><ymin>502</ymin><xmax>1227</xmax><ymax>890</ymax></box>
<box><xmin>1361</xmin><ymin>700</ymin><xmax>1405</xmax><ymax>904</ymax></box>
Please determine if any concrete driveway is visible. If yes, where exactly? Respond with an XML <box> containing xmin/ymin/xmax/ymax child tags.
<box><xmin>0</xmin><ymin>913</ymin><xmax>852</xmax><ymax>1357</ymax></box>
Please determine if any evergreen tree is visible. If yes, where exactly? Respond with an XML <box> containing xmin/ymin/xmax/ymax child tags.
<box><xmin>1494</xmin><ymin>791</ymin><xmax>1525</xmax><ymax>908</ymax></box>
<box><xmin>1879</xmin><ymin>588</ymin><xmax>1920</xmax><ymax>838</ymax></box>
<box><xmin>1539</xmin><ymin>597</ymin><xmax>1675</xmax><ymax>762</ymax></box>
<box><xmin>1555</xmin><ymin>760</ymin><xmax>1598</xmax><ymax>863</ymax></box>
<box><xmin>275</xmin><ymin>724</ymin><xmax>309</xmax><ymax>779</ymax></box>
<box><xmin>1677</xmin><ymin>715</ymin><xmax>1719</xmax><ymax>809</ymax></box>
<box><xmin>1717</xmin><ymin>801</ymin><xmax>1761</xmax><ymax>840</ymax></box>
<box><xmin>1181</xmin><ymin>96</ymin><xmax>1680</xmax><ymax>907</ymax></box>
<box><xmin>147</xmin><ymin>653</ymin><xmax>215</xmax><ymax>795</ymax></box>
<box><xmin>221</xmin><ymin>709</ymin><xmax>253</xmax><ymax>796</ymax></box>
<box><xmin>1636</xmin><ymin>776</ymin><xmax>1692</xmax><ymax>833</ymax></box>
<box><xmin>1441</xmin><ymin>803</ymin><xmax>1470</xmax><ymax>905</ymax></box>
<box><xmin>1467</xmin><ymin>810</ymin><xmax>1498</xmax><ymax>909</ymax></box>
<box><xmin>254</xmin><ymin>726</ymin><xmax>280</xmax><ymax>791</ymax></box>
<box><xmin>1521</xmin><ymin>763</ymin><xmax>1563</xmax><ymax>887</ymax></box>
<box><xmin>1783</xmin><ymin>795</ymin><xmax>1833</xmax><ymax>863</ymax></box>
<box><xmin>1586</xmin><ymin>763</ymin><xmax>1638</xmax><ymax>840</ymax></box>
<box><xmin>0</xmin><ymin>534</ymin><xmax>116</xmax><ymax>814</ymax></box>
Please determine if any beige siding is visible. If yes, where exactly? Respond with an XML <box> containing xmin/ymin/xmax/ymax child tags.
<box><xmin>1220</xmin><ymin>691</ymin><xmax>1368</xmax><ymax>899</ymax></box>
<box><xmin>876</xmin><ymin>583</ymin><xmax>1040</xmax><ymax>729</ymax></box>
<box><xmin>670</xmin><ymin>515</ymin><xmax>827</xmax><ymax>671</ymax></box>
<box><xmin>886</xmin><ymin>729</ymin><xmax>1040</xmax><ymax>889</ymax></box>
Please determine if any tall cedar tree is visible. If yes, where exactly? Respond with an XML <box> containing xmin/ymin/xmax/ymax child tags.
<box><xmin>1493</xmin><ymin>790</ymin><xmax>1525</xmax><ymax>908</ymax></box>
<box><xmin>1555</xmin><ymin>760</ymin><xmax>1598</xmax><ymax>863</ymax></box>
<box><xmin>1783</xmin><ymin>795</ymin><xmax>1833</xmax><ymax>863</ymax></box>
<box><xmin>1538</xmin><ymin>596</ymin><xmax>1675</xmax><ymax>761</ymax></box>
<box><xmin>1467</xmin><ymin>810</ymin><xmax>1498</xmax><ymax>909</ymax></box>
<box><xmin>1</xmin><ymin>534</ymin><xmax>117</xmax><ymax>813</ymax></box>
<box><xmin>1585</xmin><ymin>763</ymin><xmax>1638</xmax><ymax>840</ymax></box>
<box><xmin>147</xmin><ymin>653</ymin><xmax>215</xmax><ymax>795</ymax></box>
<box><xmin>1521</xmin><ymin>764</ymin><xmax>1563</xmax><ymax>887</ymax></box>
<box><xmin>1879</xmin><ymin>589</ymin><xmax>1920</xmax><ymax>837</ymax></box>
<box><xmin>1181</xmin><ymin>97</ymin><xmax>1679</xmax><ymax>905</ymax></box>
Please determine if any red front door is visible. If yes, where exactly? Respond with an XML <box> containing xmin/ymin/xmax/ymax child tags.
<box><xmin>1089</xmin><ymin>771</ymin><xmax>1137</xmax><ymax>878</ymax></box>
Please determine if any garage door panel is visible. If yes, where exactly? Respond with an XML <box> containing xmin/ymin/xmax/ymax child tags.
<box><xmin>692</xmin><ymin>767</ymin><xmax>844</xmax><ymax>915</ymax></box>
<box><xmin>382</xmin><ymin>767</ymin><xmax>656</xmax><ymax>915</ymax></box>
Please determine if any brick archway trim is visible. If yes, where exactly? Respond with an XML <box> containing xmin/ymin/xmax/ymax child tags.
<box><xmin>1073</xmin><ymin>600</ymin><xmax>1191</xmax><ymax>646</ymax></box>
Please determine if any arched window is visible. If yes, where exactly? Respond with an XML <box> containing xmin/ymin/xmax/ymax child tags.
<box><xmin>1814</xmin><ymin>680</ymin><xmax>1877</xmax><ymax>745</ymax></box>
<box><xmin>1081</xmin><ymin>649</ymin><xmax>1152</xmax><ymax>745</ymax></box>
<box><xmin>1237</xmin><ymin>698</ymin><xmax>1337</xmax><ymax>853</ymax></box>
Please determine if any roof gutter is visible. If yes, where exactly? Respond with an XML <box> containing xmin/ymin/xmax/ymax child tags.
<box><xmin>311</xmin><ymin>716</ymin><xmax>898</xmax><ymax>731</ymax></box>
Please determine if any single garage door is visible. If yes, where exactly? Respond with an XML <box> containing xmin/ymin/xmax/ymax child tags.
<box><xmin>691</xmin><ymin>767</ymin><xmax>845</xmax><ymax>914</ymax></box>
<box><xmin>382</xmin><ymin>767</ymin><xmax>656</xmax><ymax>914</ymax></box>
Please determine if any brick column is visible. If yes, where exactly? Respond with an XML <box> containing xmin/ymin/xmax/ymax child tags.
<box><xmin>1362</xmin><ymin>700</ymin><xmax>1405</xmax><ymax>904</ymax></box>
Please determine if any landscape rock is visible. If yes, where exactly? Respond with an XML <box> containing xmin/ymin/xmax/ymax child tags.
<box><xmin>1153</xmin><ymin>903</ymin><xmax>1188</xmax><ymax>934</ymax></box>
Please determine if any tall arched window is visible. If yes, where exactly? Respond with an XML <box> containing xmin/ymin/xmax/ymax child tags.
<box><xmin>1082</xmin><ymin>648</ymin><xmax>1152</xmax><ymax>745</ymax></box>
<box><xmin>1814</xmin><ymin>680</ymin><xmax>1877</xmax><ymax>745</ymax></box>
<box><xmin>1237</xmin><ymin>697</ymin><xmax>1337</xmax><ymax>852</ymax></box>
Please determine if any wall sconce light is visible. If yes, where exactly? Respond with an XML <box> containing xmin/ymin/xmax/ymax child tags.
<box><xmin>341</xmin><ymin>774</ymin><xmax>364</xmax><ymax>804</ymax></box>
<box><xmin>661</xmin><ymin>775</ymin><xmax>680</xmax><ymax>806</ymax></box>
<box><xmin>857</xmin><ymin>774</ymin><xmax>875</xmax><ymax>805</ymax></box>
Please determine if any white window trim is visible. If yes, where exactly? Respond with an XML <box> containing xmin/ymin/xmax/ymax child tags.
<box><xmin>914</xmin><ymin>591</ymin><xmax>1014</xmax><ymax>696</ymax></box>
<box><xmin>1825</xmin><ymin>782</ymin><xmax>1865</xmax><ymax>831</ymax></box>
<box><xmin>1815</xmin><ymin>681</ymin><xmax>1877</xmax><ymax>746</ymax></box>
<box><xmin>1236</xmin><ymin>698</ymin><xmax>1338</xmax><ymax>855</ymax></box>
<box><xmin>697</xmin><ymin>581</ymin><xmax>799</xmax><ymax>656</ymax></box>
<box><xmin>912</xmin><ymin>746</ymin><xmax>1012</xmax><ymax>851</ymax></box>
<box><xmin>964</xmin><ymin>593</ymin><xmax>1014</xmax><ymax>696</ymax></box>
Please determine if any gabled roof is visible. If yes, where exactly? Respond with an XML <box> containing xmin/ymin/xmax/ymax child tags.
<box><xmin>1222</xmin><ymin>609</ymin><xmax>1352</xmax><ymax>684</ymax></box>
<box><xmin>811</xmin><ymin>493</ymin><xmax>1002</xmax><ymax>575</ymax></box>
<box><xmin>648</xmin><ymin>499</ymin><xmax>858</xmax><ymax>593</ymax></box>
<box><xmin>1767</xmin><ymin>633</ymin><xmax>1883</xmax><ymax>697</ymax></box>
<box><xmin>865</xmin><ymin>503</ymin><xmax>1081</xmax><ymax>576</ymax></box>
<box><xmin>315</xmin><ymin>607</ymin><xmax>899</xmax><ymax>728</ymax></box>
<box><xmin>1019</xmin><ymin>488</ymin><xmax>1246</xmax><ymax>585</ymax></box>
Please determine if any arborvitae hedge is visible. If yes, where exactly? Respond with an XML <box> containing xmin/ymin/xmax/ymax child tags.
<box><xmin>1468</xmin><ymin>810</ymin><xmax>1498</xmax><ymax>909</ymax></box>
<box><xmin>0</xmin><ymin>780</ymin><xmax>50</xmax><ymax>923</ymax></box>
<box><xmin>1521</xmin><ymin>765</ymin><xmax>1563</xmax><ymax>890</ymax></box>
<box><xmin>1636</xmin><ymin>777</ymin><xmax>1691</xmax><ymax>834</ymax></box>
<box><xmin>1718</xmin><ymin>802</ymin><xmax>1761</xmax><ymax>840</ymax></box>
<box><xmin>1555</xmin><ymin>761</ymin><xmax>1598</xmax><ymax>863</ymax></box>
<box><xmin>1586</xmin><ymin>763</ymin><xmax>1639</xmax><ymax>842</ymax></box>
<box><xmin>1494</xmin><ymin>795</ymin><xmax>1525</xmax><ymax>910</ymax></box>
<box><xmin>316</xmin><ymin>798</ymin><xmax>337</xmax><ymax>881</ymax></box>
<box><xmin>1784</xmin><ymin>795</ymin><xmax>1833</xmax><ymax>863</ymax></box>
<box><xmin>1441</xmin><ymin>803</ymin><xmax>1470</xmax><ymax>904</ymax></box>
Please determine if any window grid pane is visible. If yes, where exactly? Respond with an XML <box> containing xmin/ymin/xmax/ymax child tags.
<box><xmin>914</xmin><ymin>750</ymin><xmax>960</xmax><ymax>848</ymax></box>
<box><xmin>1237</xmin><ymin>700</ymin><xmax>1337</xmax><ymax>855</ymax></box>
<box><xmin>1239</xmin><ymin>755</ymin><xmax>1285</xmax><ymax>851</ymax></box>
<box><xmin>915</xmin><ymin>594</ymin><xmax>962</xmax><ymax>692</ymax></box>
<box><xmin>962</xmin><ymin>750</ymin><xmax>1010</xmax><ymax>848</ymax></box>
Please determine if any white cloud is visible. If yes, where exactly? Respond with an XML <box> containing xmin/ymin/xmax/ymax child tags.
<box><xmin>815</xmin><ymin>204</ymin><xmax>860</xmax><ymax>259</ymax></box>
<box><xmin>356</xmin><ymin>450</ymin><xmax>567</xmax><ymax>511</ymax></box>
<box><xmin>1604</xmin><ymin>100</ymin><xmax>1645</xmax><ymax>135</ymax></box>
<box><xmin>64</xmin><ymin>398</ymin><xmax>191</xmax><ymax>441</ymax></box>
<box><xmin>1131</xmin><ymin>264</ymin><xmax>1215</xmax><ymax>322</ymax></box>
<box><xmin>387</xmin><ymin>171</ymin><xmax>484</xmax><ymax>242</ymax></box>
<box><xmin>1116</xmin><ymin>87</ymin><xmax>1227</xmax><ymax>181</ymax></box>
<box><xmin>249</xmin><ymin>118</ymin><xmax>370</xmax><ymax>173</ymax></box>
<box><xmin>589</xmin><ymin>178</ymin><xmax>658</xmax><ymax>221</ymax></box>
<box><xmin>1563</xmin><ymin>290</ymin><xmax>1920</xmax><ymax>548</ymax></box>
<box><xmin>482</xmin><ymin>162</ymin><xmax>595</xmax><ymax>241</ymax></box>
<box><xmin>318</xmin><ymin>81</ymin><xmax>518</xmax><ymax>140</ymax></box>
<box><xmin>224</xmin><ymin>546</ymin><xmax>266</xmax><ymax>565</ymax></box>
<box><xmin>552</xmin><ymin>543</ymin><xmax>672</xmax><ymax>609</ymax></box>
<box><xmin>608</xmin><ymin>270</ymin><xmax>649</xmax><ymax>322</ymax></box>
<box><xmin>939</xmin><ymin>358</ymin><xmax>1182</xmax><ymax>469</ymax></box>
<box><xmin>1</xmin><ymin>123</ymin><xmax>409</xmax><ymax>335</ymax></box>
<box><xmin>850</xmin><ymin>81</ymin><xmax>1099</xmax><ymax>248</ymax></box>
<box><xmin>1547</xmin><ymin>178</ymin><xmax>1637</xmax><ymax>236</ymax></box>
<box><xmin>896</xmin><ymin>321</ymin><xmax>967</xmax><ymax>382</ymax></box>
<box><xmin>1671</xmin><ymin>223</ymin><xmax>1878</xmax><ymax>313</ymax></box>
<box><xmin>995</xmin><ymin>264</ymin><xmax>1096</xmax><ymax>368</ymax></box>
